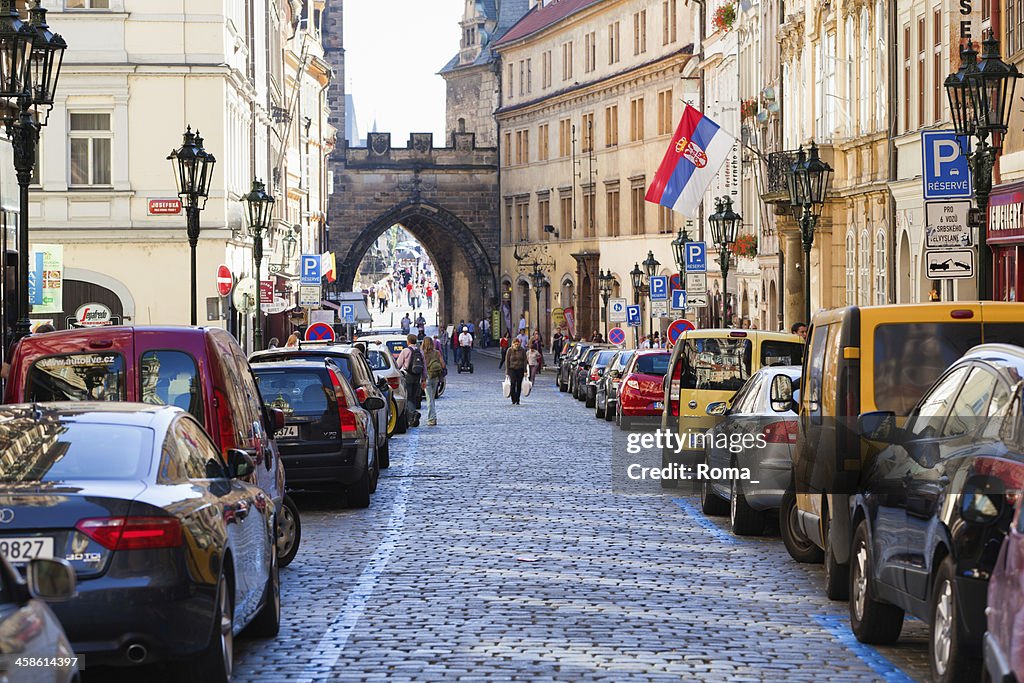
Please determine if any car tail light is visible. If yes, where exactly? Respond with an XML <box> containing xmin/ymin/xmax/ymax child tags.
<box><xmin>951</xmin><ymin>309</ymin><xmax>974</xmax><ymax>319</ymax></box>
<box><xmin>214</xmin><ymin>389</ymin><xmax>237</xmax><ymax>452</ymax></box>
<box><xmin>763</xmin><ymin>421</ymin><xmax>798</xmax><ymax>444</ymax></box>
<box><xmin>590</xmin><ymin>370</ymin><xmax>600</xmax><ymax>381</ymax></box>
<box><xmin>76</xmin><ymin>517</ymin><xmax>183</xmax><ymax>550</ymax></box>
<box><xmin>387</xmin><ymin>376</ymin><xmax>400</xmax><ymax>390</ymax></box>
<box><xmin>669</xmin><ymin>361</ymin><xmax>683</xmax><ymax>416</ymax></box>
<box><xmin>327</xmin><ymin>370</ymin><xmax>360</xmax><ymax>434</ymax></box>
<box><xmin>626</xmin><ymin>379</ymin><xmax>640</xmax><ymax>390</ymax></box>
<box><xmin>729</xmin><ymin>331</ymin><xmax>748</xmax><ymax>338</ymax></box>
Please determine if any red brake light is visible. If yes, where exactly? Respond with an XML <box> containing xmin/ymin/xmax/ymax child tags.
<box><xmin>355</xmin><ymin>387</ymin><xmax>368</xmax><ymax>403</ymax></box>
<box><xmin>590</xmin><ymin>370</ymin><xmax>600</xmax><ymax>381</ymax></box>
<box><xmin>327</xmin><ymin>370</ymin><xmax>359</xmax><ymax>434</ymax></box>
<box><xmin>670</xmin><ymin>360</ymin><xmax>683</xmax><ymax>416</ymax></box>
<box><xmin>729</xmin><ymin>331</ymin><xmax>748</xmax><ymax>337</ymax></box>
<box><xmin>951</xmin><ymin>309</ymin><xmax>975</xmax><ymax>319</ymax></box>
<box><xmin>88</xmin><ymin>340</ymin><xmax>113</xmax><ymax>349</ymax></box>
<box><xmin>76</xmin><ymin>517</ymin><xmax>183</xmax><ymax>550</ymax></box>
<box><xmin>625</xmin><ymin>379</ymin><xmax>640</xmax><ymax>390</ymax></box>
<box><xmin>214</xmin><ymin>389</ymin><xmax>237</xmax><ymax>454</ymax></box>
<box><xmin>387</xmin><ymin>376</ymin><xmax>400</xmax><ymax>389</ymax></box>
<box><xmin>763</xmin><ymin>421</ymin><xmax>798</xmax><ymax>444</ymax></box>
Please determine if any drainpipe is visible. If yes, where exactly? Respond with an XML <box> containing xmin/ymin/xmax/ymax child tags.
<box><xmin>887</xmin><ymin>0</ymin><xmax>898</xmax><ymax>303</ymax></box>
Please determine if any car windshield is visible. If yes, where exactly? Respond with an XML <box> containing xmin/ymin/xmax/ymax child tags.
<box><xmin>761</xmin><ymin>341</ymin><xmax>803</xmax><ymax>367</ymax></box>
<box><xmin>0</xmin><ymin>419</ymin><xmax>152</xmax><ymax>482</ymax></box>
<box><xmin>681</xmin><ymin>338</ymin><xmax>753</xmax><ymax>392</ymax></box>
<box><xmin>635</xmin><ymin>353</ymin><xmax>671</xmax><ymax>376</ymax></box>
<box><xmin>26</xmin><ymin>353</ymin><xmax>126</xmax><ymax>402</ymax></box>
<box><xmin>364</xmin><ymin>350</ymin><xmax>391</xmax><ymax>371</ymax></box>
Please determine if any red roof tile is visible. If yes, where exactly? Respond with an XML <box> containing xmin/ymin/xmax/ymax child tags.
<box><xmin>494</xmin><ymin>0</ymin><xmax>605</xmax><ymax>47</ymax></box>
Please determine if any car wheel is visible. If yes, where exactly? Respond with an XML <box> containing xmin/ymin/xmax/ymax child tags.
<box><xmin>849</xmin><ymin>521</ymin><xmax>903</xmax><ymax>645</ymax></box>
<box><xmin>395</xmin><ymin>408</ymin><xmax>409</xmax><ymax>434</ymax></box>
<box><xmin>378</xmin><ymin>432</ymin><xmax>390</xmax><ymax>470</ymax></box>
<box><xmin>188</xmin><ymin>570</ymin><xmax>233</xmax><ymax>683</ymax></box>
<box><xmin>595</xmin><ymin>395</ymin><xmax>605</xmax><ymax>419</ymax></box>
<box><xmin>349</xmin><ymin>461</ymin><xmax>372</xmax><ymax>509</ymax></box>
<box><xmin>559</xmin><ymin>376</ymin><xmax>568</xmax><ymax>392</ymax></box>
<box><xmin>386</xmin><ymin>398</ymin><xmax>399</xmax><ymax>437</ymax></box>
<box><xmin>930</xmin><ymin>556</ymin><xmax>981</xmax><ymax>682</ymax></box>
<box><xmin>369</xmin><ymin>440</ymin><xmax>379</xmax><ymax>494</ymax></box>
<box><xmin>277</xmin><ymin>496</ymin><xmax>301</xmax><ymax>568</ymax></box>
<box><xmin>701</xmin><ymin>478</ymin><xmax>729</xmax><ymax>516</ymax></box>
<box><xmin>780</xmin><ymin>487</ymin><xmax>824</xmax><ymax>564</ymax></box>
<box><xmin>824</xmin><ymin>512</ymin><xmax>850</xmax><ymax>601</ymax></box>
<box><xmin>604</xmin><ymin>402</ymin><xmax>615</xmax><ymax>422</ymax></box>
<box><xmin>244</xmin><ymin>538</ymin><xmax>281</xmax><ymax>638</ymax></box>
<box><xmin>729</xmin><ymin>478</ymin><xmax>764</xmax><ymax>536</ymax></box>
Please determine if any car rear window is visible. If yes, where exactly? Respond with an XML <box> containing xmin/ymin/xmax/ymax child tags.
<box><xmin>761</xmin><ymin>341</ymin><xmax>803</xmax><ymax>367</ymax></box>
<box><xmin>0</xmin><ymin>421</ymin><xmax>152</xmax><ymax>482</ymax></box>
<box><xmin>636</xmin><ymin>353</ymin><xmax>671</xmax><ymax>376</ymax></box>
<box><xmin>874</xmin><ymin>322</ymin><xmax>983</xmax><ymax>414</ymax></box>
<box><xmin>596</xmin><ymin>351</ymin><xmax>617</xmax><ymax>365</ymax></box>
<box><xmin>365</xmin><ymin>350</ymin><xmax>391</xmax><ymax>371</ymax></box>
<box><xmin>140</xmin><ymin>351</ymin><xmax>204</xmax><ymax>421</ymax></box>
<box><xmin>616</xmin><ymin>351</ymin><xmax>635</xmax><ymax>369</ymax></box>
<box><xmin>681</xmin><ymin>338</ymin><xmax>753</xmax><ymax>392</ymax></box>
<box><xmin>25</xmin><ymin>353</ymin><xmax>126</xmax><ymax>402</ymax></box>
<box><xmin>983</xmin><ymin>323</ymin><xmax>1024</xmax><ymax>347</ymax></box>
<box><xmin>253</xmin><ymin>369</ymin><xmax>338</xmax><ymax>427</ymax></box>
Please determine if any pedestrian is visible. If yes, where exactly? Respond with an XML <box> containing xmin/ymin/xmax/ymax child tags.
<box><xmin>518</xmin><ymin>313</ymin><xmax>528</xmax><ymax>333</ymax></box>
<box><xmin>406</xmin><ymin>281</ymin><xmax>414</xmax><ymax>306</ymax></box>
<box><xmin>516</xmin><ymin>328</ymin><xmax>529</xmax><ymax>347</ymax></box>
<box><xmin>929</xmin><ymin>288</ymin><xmax>941</xmax><ymax>302</ymax></box>
<box><xmin>438</xmin><ymin>325</ymin><xmax>450</xmax><ymax>363</ymax></box>
<box><xmin>416</xmin><ymin>311</ymin><xmax>426</xmax><ymax>339</ymax></box>
<box><xmin>791</xmin><ymin>321</ymin><xmax>807</xmax><ymax>340</ymax></box>
<box><xmin>591</xmin><ymin>330</ymin><xmax>603</xmax><ymax>343</ymax></box>
<box><xmin>640</xmin><ymin>334</ymin><xmax>652</xmax><ymax>350</ymax></box>
<box><xmin>652</xmin><ymin>332</ymin><xmax>662</xmax><ymax>348</ymax></box>
<box><xmin>396</xmin><ymin>334</ymin><xmax>424</xmax><ymax>412</ymax></box>
<box><xmin>285</xmin><ymin>333</ymin><xmax>300</xmax><ymax>348</ymax></box>
<box><xmin>401</xmin><ymin>313</ymin><xmax>412</xmax><ymax>335</ymax></box>
<box><xmin>378</xmin><ymin>287</ymin><xmax>387</xmax><ymax>313</ymax></box>
<box><xmin>527</xmin><ymin>339</ymin><xmax>544</xmax><ymax>382</ymax></box>
<box><xmin>452</xmin><ymin>326</ymin><xmax>462</xmax><ymax>365</ymax></box>
<box><xmin>458</xmin><ymin>326</ymin><xmax>474</xmax><ymax>368</ymax></box>
<box><xmin>422</xmin><ymin>336</ymin><xmax>445</xmax><ymax>426</ymax></box>
<box><xmin>268</xmin><ymin>337</ymin><xmax>280</xmax><ymax>349</ymax></box>
<box><xmin>552</xmin><ymin>327</ymin><xmax>564</xmax><ymax>365</ymax></box>
<box><xmin>426</xmin><ymin>285</ymin><xmax>433</xmax><ymax>308</ymax></box>
<box><xmin>505</xmin><ymin>337</ymin><xmax>528</xmax><ymax>405</ymax></box>
<box><xmin>742</xmin><ymin>318</ymin><xmax>752</xmax><ymax>329</ymax></box>
<box><xmin>479</xmin><ymin>318</ymin><xmax>488</xmax><ymax>348</ymax></box>
<box><xmin>498</xmin><ymin>332</ymin><xmax>510</xmax><ymax>368</ymax></box>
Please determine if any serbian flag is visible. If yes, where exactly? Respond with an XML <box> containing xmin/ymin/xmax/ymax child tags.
<box><xmin>321</xmin><ymin>252</ymin><xmax>336</xmax><ymax>283</ymax></box>
<box><xmin>646</xmin><ymin>105</ymin><xmax>735</xmax><ymax>218</ymax></box>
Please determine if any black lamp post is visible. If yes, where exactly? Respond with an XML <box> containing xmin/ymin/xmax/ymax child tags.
<box><xmin>786</xmin><ymin>143</ymin><xmax>832</xmax><ymax>324</ymax></box>
<box><xmin>169</xmin><ymin>127</ymin><xmax>216</xmax><ymax>326</ymax></box>
<box><xmin>643</xmin><ymin>251</ymin><xmax>660</xmax><ymax>341</ymax></box>
<box><xmin>630</xmin><ymin>262</ymin><xmax>643</xmax><ymax>347</ymax></box>
<box><xmin>1</xmin><ymin>0</ymin><xmax>65</xmax><ymax>344</ymax></box>
<box><xmin>598</xmin><ymin>268</ymin><xmax>614</xmax><ymax>337</ymax></box>
<box><xmin>244</xmin><ymin>179</ymin><xmax>274</xmax><ymax>351</ymax></box>
<box><xmin>527</xmin><ymin>262</ymin><xmax>545</xmax><ymax>341</ymax></box>
<box><xmin>945</xmin><ymin>32</ymin><xmax>1021</xmax><ymax>300</ymax></box>
<box><xmin>709</xmin><ymin>196</ymin><xmax>741</xmax><ymax>327</ymax></box>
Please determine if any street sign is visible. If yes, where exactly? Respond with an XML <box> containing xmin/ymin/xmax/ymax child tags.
<box><xmin>669</xmin><ymin>274</ymin><xmax>682</xmax><ymax>291</ymax></box>
<box><xmin>649</xmin><ymin>275</ymin><xmax>669</xmax><ymax>301</ymax></box>
<box><xmin>608</xmin><ymin>327</ymin><xmax>626</xmax><ymax>346</ymax></box>
<box><xmin>626</xmin><ymin>305</ymin><xmax>641</xmax><ymax>327</ymax></box>
<box><xmin>926</xmin><ymin>249</ymin><xmax>975</xmax><ymax>279</ymax></box>
<box><xmin>299</xmin><ymin>285</ymin><xmax>322</xmax><ymax>307</ymax></box>
<box><xmin>671</xmin><ymin>290</ymin><xmax>687</xmax><ymax>310</ymax></box>
<box><xmin>688</xmin><ymin>293</ymin><xmax>709</xmax><ymax>307</ymax></box>
<box><xmin>148</xmin><ymin>198</ymin><xmax>182</xmax><ymax>216</ymax></box>
<box><xmin>217</xmin><ymin>265</ymin><xmax>232</xmax><ymax>297</ymax></box>
<box><xmin>300</xmin><ymin>254</ymin><xmax>321</xmax><ymax>285</ymax></box>
<box><xmin>259</xmin><ymin>280</ymin><xmax>273</xmax><ymax>304</ymax></box>
<box><xmin>340</xmin><ymin>303</ymin><xmax>356</xmax><ymax>324</ymax></box>
<box><xmin>925</xmin><ymin>200</ymin><xmax>973</xmax><ymax>249</ymax></box>
<box><xmin>685</xmin><ymin>273</ymin><xmax>707</xmax><ymax>294</ymax></box>
<box><xmin>922</xmin><ymin>131</ymin><xmax>972</xmax><ymax>200</ymax></box>
<box><xmin>305</xmin><ymin>322</ymin><xmax>335</xmax><ymax>342</ymax></box>
<box><xmin>667</xmin><ymin>318</ymin><xmax>696</xmax><ymax>345</ymax></box>
<box><xmin>608</xmin><ymin>297</ymin><xmax>628</xmax><ymax>322</ymax></box>
<box><xmin>684</xmin><ymin>242</ymin><xmax>707</xmax><ymax>273</ymax></box>
<box><xmin>651</xmin><ymin>300</ymin><xmax>670</xmax><ymax>317</ymax></box>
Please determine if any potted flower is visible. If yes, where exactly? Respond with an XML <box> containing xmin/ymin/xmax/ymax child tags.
<box><xmin>740</xmin><ymin>98</ymin><xmax>758</xmax><ymax>120</ymax></box>
<box><xmin>712</xmin><ymin>2</ymin><xmax>736</xmax><ymax>32</ymax></box>
<box><xmin>730</xmin><ymin>233</ymin><xmax>758</xmax><ymax>259</ymax></box>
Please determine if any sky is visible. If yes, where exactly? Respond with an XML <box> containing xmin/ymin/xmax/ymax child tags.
<box><xmin>344</xmin><ymin>0</ymin><xmax>463</xmax><ymax>145</ymax></box>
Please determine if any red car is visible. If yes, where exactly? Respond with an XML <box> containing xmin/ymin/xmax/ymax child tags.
<box><xmin>616</xmin><ymin>350</ymin><xmax>671</xmax><ymax>430</ymax></box>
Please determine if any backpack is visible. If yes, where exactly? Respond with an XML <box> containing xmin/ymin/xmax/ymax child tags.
<box><xmin>407</xmin><ymin>348</ymin><xmax>424</xmax><ymax>376</ymax></box>
<box><xmin>427</xmin><ymin>352</ymin><xmax>443</xmax><ymax>379</ymax></box>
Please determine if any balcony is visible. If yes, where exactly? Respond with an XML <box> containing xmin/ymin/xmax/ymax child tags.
<box><xmin>761</xmin><ymin>150</ymin><xmax>798</xmax><ymax>205</ymax></box>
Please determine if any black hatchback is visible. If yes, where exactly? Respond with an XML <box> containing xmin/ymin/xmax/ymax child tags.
<box><xmin>252</xmin><ymin>361</ymin><xmax>384</xmax><ymax>508</ymax></box>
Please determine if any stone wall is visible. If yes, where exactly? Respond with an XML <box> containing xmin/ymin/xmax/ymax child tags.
<box><xmin>321</xmin><ymin>0</ymin><xmax>346</xmax><ymax>149</ymax></box>
<box><xmin>443</xmin><ymin>64</ymin><xmax>499</xmax><ymax>148</ymax></box>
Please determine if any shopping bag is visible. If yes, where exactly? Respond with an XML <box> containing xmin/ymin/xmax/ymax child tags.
<box><xmin>522</xmin><ymin>375</ymin><xmax>533</xmax><ymax>397</ymax></box>
<box><xmin>502</xmin><ymin>375</ymin><xmax>511</xmax><ymax>397</ymax></box>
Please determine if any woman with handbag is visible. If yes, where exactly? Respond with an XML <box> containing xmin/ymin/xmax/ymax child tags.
<box><xmin>505</xmin><ymin>337</ymin><xmax>528</xmax><ymax>405</ymax></box>
<box><xmin>527</xmin><ymin>340</ymin><xmax>543</xmax><ymax>382</ymax></box>
<box><xmin>422</xmin><ymin>337</ymin><xmax>445</xmax><ymax>426</ymax></box>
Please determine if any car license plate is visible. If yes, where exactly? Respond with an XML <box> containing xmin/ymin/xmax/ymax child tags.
<box><xmin>0</xmin><ymin>537</ymin><xmax>54</xmax><ymax>564</ymax></box>
<box><xmin>276</xmin><ymin>425</ymin><xmax>299</xmax><ymax>439</ymax></box>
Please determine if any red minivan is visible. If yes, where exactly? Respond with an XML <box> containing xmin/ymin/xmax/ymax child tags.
<box><xmin>4</xmin><ymin>326</ymin><xmax>302</xmax><ymax>565</ymax></box>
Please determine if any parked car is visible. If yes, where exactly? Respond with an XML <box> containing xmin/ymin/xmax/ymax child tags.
<box><xmin>700</xmin><ymin>366</ymin><xmax>801</xmax><ymax>533</ymax></box>
<box><xmin>0</xmin><ymin>554</ymin><xmax>78</xmax><ymax>683</ymax></box>
<box><xmin>985</xmin><ymin>455</ymin><xmax>1024</xmax><ymax>683</ymax></box>
<box><xmin>0</xmin><ymin>403</ymin><xmax>279</xmax><ymax>680</ymax></box>
<box><xmin>355</xmin><ymin>333</ymin><xmax>412</xmax><ymax>361</ymax></box>
<box><xmin>850</xmin><ymin>344</ymin><xmax>1024</xmax><ymax>682</ymax></box>
<box><xmin>358</xmin><ymin>341</ymin><xmax>409</xmax><ymax>435</ymax></box>
<box><xmin>557</xmin><ymin>341</ymin><xmax>579</xmax><ymax>391</ymax></box>
<box><xmin>595</xmin><ymin>350</ymin><xmax>634</xmax><ymax>421</ymax></box>
<box><xmin>581</xmin><ymin>349</ymin><xmax>619</xmax><ymax>408</ymax></box>
<box><xmin>3</xmin><ymin>326</ymin><xmax>300</xmax><ymax>569</ymax></box>
<box><xmin>574</xmin><ymin>347</ymin><xmax>610</xmax><ymax>401</ymax></box>
<box><xmin>250</xmin><ymin>344</ymin><xmax>392</xmax><ymax>467</ymax></box>
<box><xmin>789</xmin><ymin>302</ymin><xmax>1024</xmax><ymax>602</ymax></box>
<box><xmin>253</xmin><ymin>361</ymin><xmax>384</xmax><ymax>507</ymax></box>
<box><xmin>617</xmin><ymin>350</ymin><xmax>671</xmax><ymax>430</ymax></box>
<box><xmin>561</xmin><ymin>343</ymin><xmax>591</xmax><ymax>394</ymax></box>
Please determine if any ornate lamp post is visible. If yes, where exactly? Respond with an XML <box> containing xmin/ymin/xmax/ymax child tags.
<box><xmin>786</xmin><ymin>143</ymin><xmax>832</xmax><ymax>324</ymax></box>
<box><xmin>597</xmin><ymin>268</ymin><xmax>614</xmax><ymax>337</ymax></box>
<box><xmin>244</xmin><ymin>179</ymin><xmax>274</xmax><ymax>351</ymax></box>
<box><xmin>630</xmin><ymin>262</ymin><xmax>644</xmax><ymax>346</ymax></box>
<box><xmin>169</xmin><ymin>128</ymin><xmax>216</xmax><ymax>326</ymax></box>
<box><xmin>643</xmin><ymin>251</ymin><xmax>660</xmax><ymax>341</ymax></box>
<box><xmin>945</xmin><ymin>33</ymin><xmax>1021</xmax><ymax>300</ymax></box>
<box><xmin>708</xmin><ymin>197</ymin><xmax>741</xmax><ymax>327</ymax></box>
<box><xmin>2</xmin><ymin>1</ymin><xmax>66</xmax><ymax>343</ymax></box>
<box><xmin>527</xmin><ymin>263</ymin><xmax>545</xmax><ymax>342</ymax></box>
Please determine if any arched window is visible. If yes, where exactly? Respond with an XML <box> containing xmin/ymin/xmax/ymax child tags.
<box><xmin>845</xmin><ymin>230</ymin><xmax>856</xmax><ymax>306</ymax></box>
<box><xmin>458</xmin><ymin>118</ymin><xmax>466</xmax><ymax>133</ymax></box>
<box><xmin>859</xmin><ymin>229</ymin><xmax>871</xmax><ymax>305</ymax></box>
<box><xmin>859</xmin><ymin>8</ymin><xmax>870</xmax><ymax>133</ymax></box>
<box><xmin>875</xmin><ymin>0</ymin><xmax>886</xmax><ymax>129</ymax></box>
<box><xmin>874</xmin><ymin>229</ymin><xmax>887</xmax><ymax>304</ymax></box>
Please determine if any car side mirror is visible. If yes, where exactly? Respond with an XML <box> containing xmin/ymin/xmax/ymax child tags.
<box><xmin>363</xmin><ymin>396</ymin><xmax>385</xmax><ymax>411</ymax></box>
<box><xmin>609</xmin><ymin>370</ymin><xmax>621</xmax><ymax>379</ymax></box>
<box><xmin>226</xmin><ymin>449</ymin><xmax>256</xmax><ymax>479</ymax></box>
<box><xmin>269</xmin><ymin>408</ymin><xmax>286</xmax><ymax>432</ymax></box>
<box><xmin>377</xmin><ymin>377</ymin><xmax>390</xmax><ymax>391</ymax></box>
<box><xmin>706</xmin><ymin>401</ymin><xmax>728</xmax><ymax>416</ymax></box>
<box><xmin>961</xmin><ymin>475</ymin><xmax>1008</xmax><ymax>525</ymax></box>
<box><xmin>859</xmin><ymin>411</ymin><xmax>900</xmax><ymax>443</ymax></box>
<box><xmin>770</xmin><ymin>375</ymin><xmax>794</xmax><ymax>412</ymax></box>
<box><xmin>25</xmin><ymin>558</ymin><xmax>76</xmax><ymax>602</ymax></box>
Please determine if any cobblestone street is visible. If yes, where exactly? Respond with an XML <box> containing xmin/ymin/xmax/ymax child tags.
<box><xmin>216</xmin><ymin>353</ymin><xmax>930</xmax><ymax>682</ymax></box>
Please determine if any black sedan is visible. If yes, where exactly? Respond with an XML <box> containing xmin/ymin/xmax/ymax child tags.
<box><xmin>0</xmin><ymin>403</ymin><xmax>278</xmax><ymax>681</ymax></box>
<box><xmin>252</xmin><ymin>360</ymin><xmax>383</xmax><ymax>508</ymax></box>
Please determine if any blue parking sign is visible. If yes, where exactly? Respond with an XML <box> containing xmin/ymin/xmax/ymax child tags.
<box><xmin>340</xmin><ymin>304</ymin><xmax>356</xmax><ymax>324</ymax></box>
<box><xmin>626</xmin><ymin>305</ymin><xmax>641</xmax><ymax>327</ymax></box>
<box><xmin>684</xmin><ymin>242</ymin><xmax>707</xmax><ymax>273</ymax></box>
<box><xmin>922</xmin><ymin>131</ymin><xmax>972</xmax><ymax>200</ymax></box>
<box><xmin>649</xmin><ymin>276</ymin><xmax>669</xmax><ymax>301</ymax></box>
<box><xmin>300</xmin><ymin>254</ymin><xmax>321</xmax><ymax>285</ymax></box>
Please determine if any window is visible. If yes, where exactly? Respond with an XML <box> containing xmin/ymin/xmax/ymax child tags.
<box><xmin>503</xmin><ymin>131</ymin><xmax>512</xmax><ymax>166</ymax></box>
<box><xmin>538</xmin><ymin>196</ymin><xmax>551</xmax><ymax>240</ymax></box>
<box><xmin>608</xmin><ymin>21</ymin><xmax>621</xmax><ymax>64</ymax></box>
<box><xmin>846</xmin><ymin>15</ymin><xmax>855</xmax><ymax>134</ymax></box>
<box><xmin>0</xmin><ymin>422</ymin><xmax>150</xmax><ymax>484</ymax></box>
<box><xmin>874</xmin><ymin>230</ymin><xmax>887</xmax><ymax>304</ymax></box>
<box><xmin>907</xmin><ymin>366</ymin><xmax>971</xmax><ymax>439</ymax></box>
<box><xmin>634</xmin><ymin>10</ymin><xmax>647</xmax><ymax>55</ymax></box>
<box><xmin>917</xmin><ymin>17</ymin><xmax>925</xmax><ymax>125</ymax></box>
<box><xmin>141</xmin><ymin>351</ymin><xmax>203</xmax><ymax>422</ymax></box>
<box><xmin>933</xmin><ymin>8</ymin><xmax>942</xmax><ymax>122</ymax></box>
<box><xmin>605</xmin><ymin>105</ymin><xmax>619</xmax><ymax>146</ymax></box>
<box><xmin>527</xmin><ymin>58</ymin><xmax>532</xmax><ymax>94</ymax></box>
<box><xmin>584</xmin><ymin>31</ymin><xmax>597</xmax><ymax>73</ymax></box>
<box><xmin>514</xmin><ymin>130</ymin><xmax>529</xmax><ymax>164</ymax></box>
<box><xmin>519</xmin><ymin>60</ymin><xmax>525</xmax><ymax>96</ymax></box>
<box><xmin>516</xmin><ymin>201</ymin><xmax>529</xmax><ymax>242</ymax></box>
<box><xmin>630</xmin><ymin>97</ymin><xmax>645</xmax><ymax>141</ymax></box>
<box><xmin>538</xmin><ymin>123</ymin><xmax>550</xmax><ymax>161</ymax></box>
<box><xmin>630</xmin><ymin>184</ymin><xmax>646</xmax><ymax>235</ymax></box>
<box><xmin>582</xmin><ymin>190</ymin><xmax>596</xmax><ymax>238</ymax></box>
<box><xmin>875</xmin><ymin>1</ymin><xmax>886</xmax><ymax>129</ymax></box>
<box><xmin>562</xmin><ymin>41</ymin><xmax>574</xmax><ymax>81</ymax></box>
<box><xmin>606</xmin><ymin>189</ymin><xmax>620</xmax><ymax>237</ymax></box>
<box><xmin>559</xmin><ymin>118</ymin><xmax>572</xmax><ymax>157</ymax></box>
<box><xmin>542</xmin><ymin>50</ymin><xmax>552</xmax><ymax>89</ymax></box>
<box><xmin>902</xmin><ymin>25</ymin><xmax>910</xmax><ymax>132</ymax></box>
<box><xmin>816</xmin><ymin>31</ymin><xmax>836</xmax><ymax>140</ymax></box>
<box><xmin>657</xmin><ymin>89</ymin><xmax>673</xmax><ymax>135</ymax></box>
<box><xmin>66</xmin><ymin>0</ymin><xmax>110</xmax><ymax>7</ymax></box>
<box><xmin>507</xmin><ymin>63</ymin><xmax>514</xmax><ymax>98</ymax></box>
<box><xmin>26</xmin><ymin>353</ymin><xmax>125</xmax><ymax>402</ymax></box>
<box><xmin>505</xmin><ymin>199</ymin><xmax>514</xmax><ymax>242</ymax></box>
<box><xmin>658</xmin><ymin>206</ymin><xmax>673</xmax><ymax>234</ymax></box>
<box><xmin>845</xmin><ymin>231</ymin><xmax>856</xmax><ymax>306</ymax></box>
<box><xmin>160</xmin><ymin>418</ymin><xmax>221</xmax><ymax>483</ymax></box>
<box><xmin>581</xmin><ymin>113</ymin><xmax>594</xmax><ymax>153</ymax></box>
<box><xmin>858</xmin><ymin>12</ymin><xmax>869</xmax><ymax>134</ymax></box>
<box><xmin>560</xmin><ymin>194</ymin><xmax>573</xmax><ymax>237</ymax></box>
<box><xmin>1010</xmin><ymin>0</ymin><xmax>1022</xmax><ymax>55</ymax></box>
<box><xmin>859</xmin><ymin>230</ymin><xmax>870</xmax><ymax>305</ymax></box>
<box><xmin>69</xmin><ymin>113</ymin><xmax>112</xmax><ymax>187</ymax></box>
<box><xmin>663</xmin><ymin>0</ymin><xmax>677</xmax><ymax>45</ymax></box>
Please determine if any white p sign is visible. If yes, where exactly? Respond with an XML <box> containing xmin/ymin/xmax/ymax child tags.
<box><xmin>922</xmin><ymin>131</ymin><xmax>972</xmax><ymax>200</ymax></box>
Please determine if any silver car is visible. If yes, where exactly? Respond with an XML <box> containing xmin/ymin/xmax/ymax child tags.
<box><xmin>595</xmin><ymin>349</ymin><xmax>634</xmax><ymax>421</ymax></box>
<box><xmin>359</xmin><ymin>341</ymin><xmax>410</xmax><ymax>434</ymax></box>
<box><xmin>699</xmin><ymin>366</ymin><xmax>801</xmax><ymax>536</ymax></box>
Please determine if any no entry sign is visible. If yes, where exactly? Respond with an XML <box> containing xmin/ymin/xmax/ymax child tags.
<box><xmin>608</xmin><ymin>327</ymin><xmax>626</xmax><ymax>346</ymax></box>
<box><xmin>666</xmin><ymin>319</ymin><xmax>695</xmax><ymax>345</ymax></box>
<box><xmin>216</xmin><ymin>265</ymin><xmax>232</xmax><ymax>297</ymax></box>
<box><xmin>305</xmin><ymin>322</ymin><xmax>335</xmax><ymax>342</ymax></box>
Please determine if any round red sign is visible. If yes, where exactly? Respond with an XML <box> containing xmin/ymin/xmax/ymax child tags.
<box><xmin>217</xmin><ymin>265</ymin><xmax>232</xmax><ymax>297</ymax></box>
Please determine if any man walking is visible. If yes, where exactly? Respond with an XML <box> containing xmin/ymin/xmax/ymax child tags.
<box><xmin>400</xmin><ymin>313</ymin><xmax>412</xmax><ymax>335</ymax></box>
<box><xmin>552</xmin><ymin>327</ymin><xmax>564</xmax><ymax>365</ymax></box>
<box><xmin>396</xmin><ymin>334</ymin><xmax>424</xmax><ymax>413</ymax></box>
<box><xmin>505</xmin><ymin>337</ymin><xmax>528</xmax><ymax>405</ymax></box>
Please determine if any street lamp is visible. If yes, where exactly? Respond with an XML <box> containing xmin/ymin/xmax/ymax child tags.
<box><xmin>169</xmin><ymin>127</ymin><xmax>217</xmax><ymax>326</ymax></box>
<box><xmin>527</xmin><ymin>262</ymin><xmax>545</xmax><ymax>341</ymax></box>
<box><xmin>2</xmin><ymin>0</ymin><xmax>65</xmax><ymax>344</ymax></box>
<box><xmin>643</xmin><ymin>251</ymin><xmax>660</xmax><ymax>341</ymax></box>
<box><xmin>709</xmin><ymin>196</ymin><xmax>741</xmax><ymax>326</ymax></box>
<box><xmin>785</xmin><ymin>143</ymin><xmax>832</xmax><ymax>323</ymax></box>
<box><xmin>630</xmin><ymin>262</ymin><xmax>644</xmax><ymax>346</ymax></box>
<box><xmin>945</xmin><ymin>32</ymin><xmax>1021</xmax><ymax>300</ymax></box>
<box><xmin>244</xmin><ymin>178</ymin><xmax>274</xmax><ymax>351</ymax></box>
<box><xmin>598</xmin><ymin>268</ymin><xmax>614</xmax><ymax>337</ymax></box>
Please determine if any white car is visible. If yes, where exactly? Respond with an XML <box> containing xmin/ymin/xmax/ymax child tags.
<box><xmin>357</xmin><ymin>334</ymin><xmax>447</xmax><ymax>405</ymax></box>
<box><xmin>358</xmin><ymin>341</ymin><xmax>411</xmax><ymax>434</ymax></box>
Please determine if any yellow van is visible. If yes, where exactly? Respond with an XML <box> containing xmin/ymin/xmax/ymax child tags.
<box><xmin>785</xmin><ymin>302</ymin><xmax>1024</xmax><ymax>600</ymax></box>
<box><xmin>658</xmin><ymin>329</ymin><xmax>804</xmax><ymax>488</ymax></box>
